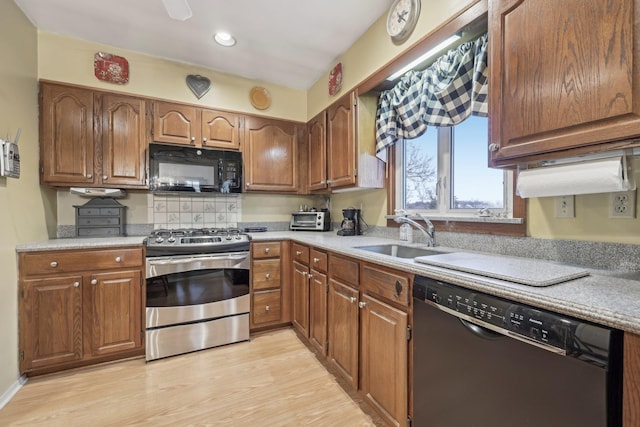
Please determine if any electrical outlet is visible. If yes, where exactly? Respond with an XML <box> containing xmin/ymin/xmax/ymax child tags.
<box><xmin>609</xmin><ymin>190</ymin><xmax>636</xmax><ymax>218</ymax></box>
<box><xmin>555</xmin><ymin>195</ymin><xmax>575</xmax><ymax>218</ymax></box>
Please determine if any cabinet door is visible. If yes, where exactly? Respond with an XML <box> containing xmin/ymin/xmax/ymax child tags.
<box><xmin>20</xmin><ymin>276</ymin><xmax>83</xmax><ymax>372</ymax></box>
<box><xmin>243</xmin><ymin>116</ymin><xmax>300</xmax><ymax>192</ymax></box>
<box><xmin>489</xmin><ymin>0</ymin><xmax>640</xmax><ymax>166</ymax></box>
<box><xmin>153</xmin><ymin>102</ymin><xmax>199</xmax><ymax>145</ymax></box>
<box><xmin>201</xmin><ymin>109</ymin><xmax>241</xmax><ymax>150</ymax></box>
<box><xmin>309</xmin><ymin>269</ymin><xmax>328</xmax><ymax>356</ymax></box>
<box><xmin>292</xmin><ymin>260</ymin><xmax>309</xmax><ymax>337</ymax></box>
<box><xmin>308</xmin><ymin>111</ymin><xmax>328</xmax><ymax>191</ymax></box>
<box><xmin>40</xmin><ymin>83</ymin><xmax>95</xmax><ymax>185</ymax></box>
<box><xmin>87</xmin><ymin>270</ymin><xmax>142</xmax><ymax>357</ymax></box>
<box><xmin>327</xmin><ymin>92</ymin><xmax>356</xmax><ymax>188</ymax></box>
<box><xmin>101</xmin><ymin>94</ymin><xmax>147</xmax><ymax>187</ymax></box>
<box><xmin>360</xmin><ymin>294</ymin><xmax>408</xmax><ymax>427</ymax></box>
<box><xmin>328</xmin><ymin>279</ymin><xmax>359</xmax><ymax>389</ymax></box>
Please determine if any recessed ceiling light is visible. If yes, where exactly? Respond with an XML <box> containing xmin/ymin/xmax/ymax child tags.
<box><xmin>214</xmin><ymin>32</ymin><xmax>236</xmax><ymax>47</ymax></box>
<box><xmin>162</xmin><ymin>0</ymin><xmax>192</xmax><ymax>21</ymax></box>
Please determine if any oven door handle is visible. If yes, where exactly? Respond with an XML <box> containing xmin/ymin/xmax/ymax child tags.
<box><xmin>146</xmin><ymin>253</ymin><xmax>249</xmax><ymax>278</ymax></box>
<box><xmin>148</xmin><ymin>254</ymin><xmax>247</xmax><ymax>266</ymax></box>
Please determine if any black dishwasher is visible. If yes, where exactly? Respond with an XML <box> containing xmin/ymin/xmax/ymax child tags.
<box><xmin>413</xmin><ymin>276</ymin><xmax>623</xmax><ymax>427</ymax></box>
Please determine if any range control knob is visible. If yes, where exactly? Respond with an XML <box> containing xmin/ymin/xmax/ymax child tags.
<box><xmin>225</xmin><ymin>234</ymin><xmax>232</xmax><ymax>240</ymax></box>
<box><xmin>234</xmin><ymin>235</ymin><xmax>242</xmax><ymax>240</ymax></box>
<box><xmin>167</xmin><ymin>236</ymin><xmax>176</xmax><ymax>243</ymax></box>
<box><xmin>155</xmin><ymin>236</ymin><xmax>164</xmax><ymax>244</ymax></box>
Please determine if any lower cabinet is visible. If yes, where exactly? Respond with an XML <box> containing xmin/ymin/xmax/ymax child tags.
<box><xmin>328</xmin><ymin>277</ymin><xmax>360</xmax><ymax>389</ymax></box>
<box><xmin>625</xmin><ymin>332</ymin><xmax>640</xmax><ymax>426</ymax></box>
<box><xmin>19</xmin><ymin>247</ymin><xmax>145</xmax><ymax>375</ymax></box>
<box><xmin>250</xmin><ymin>240</ymin><xmax>291</xmax><ymax>330</ymax></box>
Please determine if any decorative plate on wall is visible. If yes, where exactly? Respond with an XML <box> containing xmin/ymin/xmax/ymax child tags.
<box><xmin>94</xmin><ymin>52</ymin><xmax>129</xmax><ymax>84</ymax></box>
<box><xmin>250</xmin><ymin>87</ymin><xmax>271</xmax><ymax>110</ymax></box>
<box><xmin>328</xmin><ymin>62</ymin><xmax>343</xmax><ymax>96</ymax></box>
<box><xmin>186</xmin><ymin>74</ymin><xmax>211</xmax><ymax>99</ymax></box>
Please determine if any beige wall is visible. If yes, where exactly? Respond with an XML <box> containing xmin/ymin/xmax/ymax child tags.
<box><xmin>0</xmin><ymin>1</ymin><xmax>56</xmax><ymax>397</ymax></box>
<box><xmin>38</xmin><ymin>32</ymin><xmax>307</xmax><ymax>122</ymax></box>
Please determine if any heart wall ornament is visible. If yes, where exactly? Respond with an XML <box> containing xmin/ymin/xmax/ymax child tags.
<box><xmin>186</xmin><ymin>74</ymin><xmax>211</xmax><ymax>99</ymax></box>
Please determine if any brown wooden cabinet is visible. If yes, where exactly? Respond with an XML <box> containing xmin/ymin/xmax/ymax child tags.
<box><xmin>243</xmin><ymin>116</ymin><xmax>302</xmax><ymax>193</ymax></box>
<box><xmin>327</xmin><ymin>253</ymin><xmax>360</xmax><ymax>390</ymax></box>
<box><xmin>152</xmin><ymin>101</ymin><xmax>241</xmax><ymax>150</ymax></box>
<box><xmin>308</xmin><ymin>249</ymin><xmax>328</xmax><ymax>356</ymax></box>
<box><xmin>250</xmin><ymin>241</ymin><xmax>291</xmax><ymax>330</ymax></box>
<box><xmin>324</xmin><ymin>91</ymin><xmax>385</xmax><ymax>191</ymax></box>
<box><xmin>18</xmin><ymin>246</ymin><xmax>145</xmax><ymax>375</ymax></box>
<box><xmin>307</xmin><ymin>111</ymin><xmax>328</xmax><ymax>192</ymax></box>
<box><xmin>624</xmin><ymin>332</ymin><xmax>640</xmax><ymax>426</ymax></box>
<box><xmin>292</xmin><ymin>260</ymin><xmax>310</xmax><ymax>336</ymax></box>
<box><xmin>40</xmin><ymin>82</ymin><xmax>149</xmax><ymax>188</ymax></box>
<box><xmin>488</xmin><ymin>0</ymin><xmax>640</xmax><ymax>167</ymax></box>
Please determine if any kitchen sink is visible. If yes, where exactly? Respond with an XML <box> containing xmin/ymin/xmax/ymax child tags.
<box><xmin>355</xmin><ymin>244</ymin><xmax>446</xmax><ymax>259</ymax></box>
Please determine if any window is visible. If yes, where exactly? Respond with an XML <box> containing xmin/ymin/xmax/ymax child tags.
<box><xmin>395</xmin><ymin>116</ymin><xmax>513</xmax><ymax>218</ymax></box>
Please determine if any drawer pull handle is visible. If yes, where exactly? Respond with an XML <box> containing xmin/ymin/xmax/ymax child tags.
<box><xmin>313</xmin><ymin>257</ymin><xmax>320</xmax><ymax>263</ymax></box>
<box><xmin>50</xmin><ymin>261</ymin><xmax>58</xmax><ymax>268</ymax></box>
<box><xmin>265</xmin><ymin>305</ymin><xmax>270</xmax><ymax>311</ymax></box>
<box><xmin>349</xmin><ymin>297</ymin><xmax>356</xmax><ymax>304</ymax></box>
<box><xmin>395</xmin><ymin>280</ymin><xmax>403</xmax><ymax>297</ymax></box>
<box><xmin>91</xmin><ymin>279</ymin><xmax>98</xmax><ymax>285</ymax></box>
<box><xmin>265</xmin><ymin>273</ymin><xmax>271</xmax><ymax>279</ymax></box>
<box><xmin>296</xmin><ymin>251</ymin><xmax>302</xmax><ymax>256</ymax></box>
<box><xmin>264</xmin><ymin>247</ymin><xmax>270</xmax><ymax>253</ymax></box>
<box><xmin>74</xmin><ymin>282</ymin><xmax>80</xmax><ymax>288</ymax></box>
<box><xmin>358</xmin><ymin>301</ymin><xmax>367</xmax><ymax>309</ymax></box>
<box><xmin>115</xmin><ymin>256</ymin><xmax>122</xmax><ymax>262</ymax></box>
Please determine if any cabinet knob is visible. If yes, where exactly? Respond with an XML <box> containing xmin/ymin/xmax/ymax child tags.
<box><xmin>302</xmin><ymin>271</ymin><xmax>308</xmax><ymax>277</ymax></box>
<box><xmin>87</xmin><ymin>174</ymin><xmax>93</xmax><ymax>178</ymax></box>
<box><xmin>265</xmin><ymin>273</ymin><xmax>271</xmax><ymax>279</ymax></box>
<box><xmin>350</xmin><ymin>297</ymin><xmax>356</xmax><ymax>304</ymax></box>
<box><xmin>264</xmin><ymin>247</ymin><xmax>270</xmax><ymax>253</ymax></box>
<box><xmin>103</xmin><ymin>175</ymin><xmax>108</xmax><ymax>180</ymax></box>
<box><xmin>308</xmin><ymin>274</ymin><xmax>313</xmax><ymax>280</ymax></box>
<box><xmin>488</xmin><ymin>143</ymin><xmax>499</xmax><ymax>152</ymax></box>
<box><xmin>50</xmin><ymin>261</ymin><xmax>58</xmax><ymax>268</ymax></box>
<box><xmin>246</xmin><ymin>182</ymin><xmax>251</xmax><ymax>188</ymax></box>
<box><xmin>91</xmin><ymin>279</ymin><xmax>98</xmax><ymax>285</ymax></box>
<box><xmin>296</xmin><ymin>251</ymin><xmax>302</xmax><ymax>256</ymax></box>
<box><xmin>115</xmin><ymin>256</ymin><xmax>122</xmax><ymax>262</ymax></box>
<box><xmin>265</xmin><ymin>305</ymin><xmax>270</xmax><ymax>311</ymax></box>
<box><xmin>74</xmin><ymin>282</ymin><xmax>80</xmax><ymax>288</ymax></box>
<box><xmin>313</xmin><ymin>257</ymin><xmax>320</xmax><ymax>263</ymax></box>
<box><xmin>358</xmin><ymin>301</ymin><xmax>367</xmax><ymax>309</ymax></box>
<box><xmin>191</xmin><ymin>136</ymin><xmax>196</xmax><ymax>142</ymax></box>
<box><xmin>203</xmin><ymin>138</ymin><xmax>207</xmax><ymax>142</ymax></box>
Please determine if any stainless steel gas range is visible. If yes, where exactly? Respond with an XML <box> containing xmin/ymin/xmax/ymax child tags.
<box><xmin>144</xmin><ymin>228</ymin><xmax>251</xmax><ymax>361</ymax></box>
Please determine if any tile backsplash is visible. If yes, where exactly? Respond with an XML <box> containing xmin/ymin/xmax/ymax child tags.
<box><xmin>148</xmin><ymin>194</ymin><xmax>241</xmax><ymax>229</ymax></box>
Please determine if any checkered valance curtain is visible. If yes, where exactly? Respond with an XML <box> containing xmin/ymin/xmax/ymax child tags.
<box><xmin>375</xmin><ymin>34</ymin><xmax>489</xmax><ymax>158</ymax></box>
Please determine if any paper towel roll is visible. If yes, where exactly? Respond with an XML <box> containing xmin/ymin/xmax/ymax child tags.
<box><xmin>517</xmin><ymin>157</ymin><xmax>632</xmax><ymax>198</ymax></box>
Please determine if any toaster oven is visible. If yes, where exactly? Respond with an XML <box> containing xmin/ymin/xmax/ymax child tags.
<box><xmin>290</xmin><ymin>211</ymin><xmax>330</xmax><ymax>231</ymax></box>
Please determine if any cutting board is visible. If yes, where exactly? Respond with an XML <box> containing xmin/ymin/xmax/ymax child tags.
<box><xmin>414</xmin><ymin>252</ymin><xmax>589</xmax><ymax>287</ymax></box>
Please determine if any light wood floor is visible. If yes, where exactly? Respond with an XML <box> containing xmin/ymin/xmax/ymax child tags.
<box><xmin>0</xmin><ymin>329</ymin><xmax>376</xmax><ymax>426</ymax></box>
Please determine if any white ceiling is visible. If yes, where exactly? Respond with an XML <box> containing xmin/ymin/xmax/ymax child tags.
<box><xmin>14</xmin><ymin>0</ymin><xmax>393</xmax><ymax>90</ymax></box>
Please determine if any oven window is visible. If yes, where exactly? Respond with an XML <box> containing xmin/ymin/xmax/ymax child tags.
<box><xmin>146</xmin><ymin>269</ymin><xmax>249</xmax><ymax>307</ymax></box>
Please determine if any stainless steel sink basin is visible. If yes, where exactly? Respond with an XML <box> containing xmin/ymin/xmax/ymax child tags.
<box><xmin>355</xmin><ymin>244</ymin><xmax>445</xmax><ymax>259</ymax></box>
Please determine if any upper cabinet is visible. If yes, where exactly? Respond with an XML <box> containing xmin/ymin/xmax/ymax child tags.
<box><xmin>152</xmin><ymin>101</ymin><xmax>241</xmax><ymax>150</ymax></box>
<box><xmin>488</xmin><ymin>0</ymin><xmax>640</xmax><ymax>167</ymax></box>
<box><xmin>310</xmin><ymin>91</ymin><xmax>385</xmax><ymax>192</ymax></box>
<box><xmin>40</xmin><ymin>82</ymin><xmax>148</xmax><ymax>188</ymax></box>
<box><xmin>243</xmin><ymin>116</ymin><xmax>302</xmax><ymax>193</ymax></box>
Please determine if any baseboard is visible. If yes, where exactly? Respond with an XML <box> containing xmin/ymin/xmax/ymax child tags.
<box><xmin>0</xmin><ymin>375</ymin><xmax>27</xmax><ymax>410</ymax></box>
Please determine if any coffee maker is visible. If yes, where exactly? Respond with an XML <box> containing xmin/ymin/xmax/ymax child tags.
<box><xmin>337</xmin><ymin>208</ymin><xmax>361</xmax><ymax>236</ymax></box>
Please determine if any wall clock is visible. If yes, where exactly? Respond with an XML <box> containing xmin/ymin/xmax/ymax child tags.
<box><xmin>386</xmin><ymin>0</ymin><xmax>421</xmax><ymax>43</ymax></box>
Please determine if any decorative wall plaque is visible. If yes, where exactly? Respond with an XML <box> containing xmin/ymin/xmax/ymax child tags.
<box><xmin>186</xmin><ymin>74</ymin><xmax>211</xmax><ymax>99</ymax></box>
<box><xmin>94</xmin><ymin>52</ymin><xmax>129</xmax><ymax>84</ymax></box>
<box><xmin>329</xmin><ymin>62</ymin><xmax>343</xmax><ymax>96</ymax></box>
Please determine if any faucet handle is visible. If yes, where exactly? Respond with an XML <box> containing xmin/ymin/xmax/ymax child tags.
<box><xmin>394</xmin><ymin>208</ymin><xmax>407</xmax><ymax>216</ymax></box>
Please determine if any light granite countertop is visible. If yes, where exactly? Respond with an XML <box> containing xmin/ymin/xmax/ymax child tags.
<box><xmin>16</xmin><ymin>231</ymin><xmax>640</xmax><ymax>335</ymax></box>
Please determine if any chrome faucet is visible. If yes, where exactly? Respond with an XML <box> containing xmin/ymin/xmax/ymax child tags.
<box><xmin>394</xmin><ymin>213</ymin><xmax>436</xmax><ymax>247</ymax></box>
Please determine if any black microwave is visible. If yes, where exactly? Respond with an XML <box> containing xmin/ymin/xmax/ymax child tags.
<box><xmin>148</xmin><ymin>143</ymin><xmax>242</xmax><ymax>194</ymax></box>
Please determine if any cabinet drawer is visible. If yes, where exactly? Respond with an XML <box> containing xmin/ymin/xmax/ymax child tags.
<box><xmin>77</xmin><ymin>208</ymin><xmax>122</xmax><ymax>216</ymax></box>
<box><xmin>329</xmin><ymin>254</ymin><xmax>359</xmax><ymax>288</ymax></box>
<box><xmin>77</xmin><ymin>227</ymin><xmax>123</xmax><ymax>237</ymax></box>
<box><xmin>77</xmin><ymin>217</ymin><xmax>121</xmax><ymax>226</ymax></box>
<box><xmin>292</xmin><ymin>243</ymin><xmax>310</xmax><ymax>264</ymax></box>
<box><xmin>310</xmin><ymin>249</ymin><xmax>328</xmax><ymax>272</ymax></box>
<box><xmin>252</xmin><ymin>259</ymin><xmax>281</xmax><ymax>290</ymax></box>
<box><xmin>252</xmin><ymin>242</ymin><xmax>281</xmax><ymax>259</ymax></box>
<box><xmin>252</xmin><ymin>290</ymin><xmax>282</xmax><ymax>325</ymax></box>
<box><xmin>21</xmin><ymin>247</ymin><xmax>144</xmax><ymax>276</ymax></box>
<box><xmin>362</xmin><ymin>263</ymin><xmax>411</xmax><ymax>307</ymax></box>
